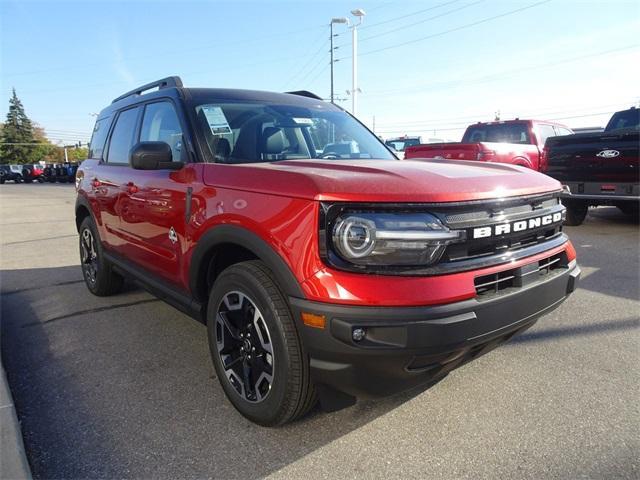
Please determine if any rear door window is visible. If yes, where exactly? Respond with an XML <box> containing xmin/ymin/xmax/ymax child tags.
<box><xmin>537</xmin><ymin>124</ymin><xmax>557</xmax><ymax>146</ymax></box>
<box><xmin>106</xmin><ymin>107</ymin><xmax>140</xmax><ymax>165</ymax></box>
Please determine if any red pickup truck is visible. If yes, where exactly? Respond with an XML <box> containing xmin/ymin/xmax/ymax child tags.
<box><xmin>405</xmin><ymin>119</ymin><xmax>573</xmax><ymax>171</ymax></box>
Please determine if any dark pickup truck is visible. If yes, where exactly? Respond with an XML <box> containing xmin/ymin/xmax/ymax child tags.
<box><xmin>545</xmin><ymin>107</ymin><xmax>639</xmax><ymax>225</ymax></box>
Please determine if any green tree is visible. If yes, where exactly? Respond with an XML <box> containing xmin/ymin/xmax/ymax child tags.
<box><xmin>0</xmin><ymin>89</ymin><xmax>36</xmax><ymax>164</ymax></box>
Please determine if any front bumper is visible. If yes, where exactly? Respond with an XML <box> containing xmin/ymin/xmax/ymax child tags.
<box><xmin>290</xmin><ymin>261</ymin><xmax>580</xmax><ymax>401</ymax></box>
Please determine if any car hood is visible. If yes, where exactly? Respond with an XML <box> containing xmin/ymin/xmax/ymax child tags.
<box><xmin>201</xmin><ymin>159</ymin><xmax>561</xmax><ymax>202</ymax></box>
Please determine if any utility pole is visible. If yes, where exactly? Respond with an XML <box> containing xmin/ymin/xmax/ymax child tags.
<box><xmin>330</xmin><ymin>18</ymin><xmax>348</xmax><ymax>104</ymax></box>
<box><xmin>349</xmin><ymin>9</ymin><xmax>366</xmax><ymax>117</ymax></box>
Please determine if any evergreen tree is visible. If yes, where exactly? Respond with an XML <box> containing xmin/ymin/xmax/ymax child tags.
<box><xmin>0</xmin><ymin>89</ymin><xmax>36</xmax><ymax>164</ymax></box>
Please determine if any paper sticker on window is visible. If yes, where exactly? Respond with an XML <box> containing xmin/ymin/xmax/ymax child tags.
<box><xmin>202</xmin><ymin>106</ymin><xmax>232</xmax><ymax>135</ymax></box>
<box><xmin>293</xmin><ymin>117</ymin><xmax>314</xmax><ymax>125</ymax></box>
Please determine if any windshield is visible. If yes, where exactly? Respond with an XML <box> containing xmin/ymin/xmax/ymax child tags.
<box><xmin>605</xmin><ymin>109</ymin><xmax>640</xmax><ymax>132</ymax></box>
<box><xmin>194</xmin><ymin>102</ymin><xmax>394</xmax><ymax>163</ymax></box>
<box><xmin>462</xmin><ymin>123</ymin><xmax>530</xmax><ymax>144</ymax></box>
<box><xmin>385</xmin><ymin>138</ymin><xmax>420</xmax><ymax>152</ymax></box>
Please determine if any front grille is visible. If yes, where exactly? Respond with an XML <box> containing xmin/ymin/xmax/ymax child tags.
<box><xmin>435</xmin><ymin>193</ymin><xmax>565</xmax><ymax>267</ymax></box>
<box><xmin>474</xmin><ymin>252</ymin><xmax>566</xmax><ymax>298</ymax></box>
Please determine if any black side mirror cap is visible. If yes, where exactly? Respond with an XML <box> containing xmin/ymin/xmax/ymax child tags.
<box><xmin>130</xmin><ymin>141</ymin><xmax>183</xmax><ymax>170</ymax></box>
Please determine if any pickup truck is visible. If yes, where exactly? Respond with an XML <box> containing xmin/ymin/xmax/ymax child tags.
<box><xmin>404</xmin><ymin>119</ymin><xmax>573</xmax><ymax>171</ymax></box>
<box><xmin>76</xmin><ymin>77</ymin><xmax>580</xmax><ymax>426</ymax></box>
<box><xmin>545</xmin><ymin>107</ymin><xmax>639</xmax><ymax>225</ymax></box>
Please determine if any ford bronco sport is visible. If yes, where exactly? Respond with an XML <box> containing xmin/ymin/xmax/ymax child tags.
<box><xmin>75</xmin><ymin>77</ymin><xmax>580</xmax><ymax>426</ymax></box>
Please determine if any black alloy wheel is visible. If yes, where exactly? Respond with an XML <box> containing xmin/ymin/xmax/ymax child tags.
<box><xmin>80</xmin><ymin>227</ymin><xmax>99</xmax><ymax>287</ymax></box>
<box><xmin>215</xmin><ymin>291</ymin><xmax>274</xmax><ymax>403</ymax></box>
<box><xmin>78</xmin><ymin>216</ymin><xmax>124</xmax><ymax>296</ymax></box>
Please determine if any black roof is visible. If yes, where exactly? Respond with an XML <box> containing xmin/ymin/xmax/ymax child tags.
<box><xmin>99</xmin><ymin>76</ymin><xmax>336</xmax><ymax>119</ymax></box>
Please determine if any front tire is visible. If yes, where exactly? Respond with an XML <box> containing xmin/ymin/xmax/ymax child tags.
<box><xmin>79</xmin><ymin>216</ymin><xmax>124</xmax><ymax>296</ymax></box>
<box><xmin>563</xmin><ymin>201</ymin><xmax>588</xmax><ymax>226</ymax></box>
<box><xmin>207</xmin><ymin>260</ymin><xmax>316</xmax><ymax>426</ymax></box>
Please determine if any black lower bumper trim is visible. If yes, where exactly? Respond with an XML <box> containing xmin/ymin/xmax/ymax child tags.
<box><xmin>290</xmin><ymin>263</ymin><xmax>580</xmax><ymax>400</ymax></box>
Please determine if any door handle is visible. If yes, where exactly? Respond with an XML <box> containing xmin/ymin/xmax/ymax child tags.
<box><xmin>126</xmin><ymin>182</ymin><xmax>139</xmax><ymax>194</ymax></box>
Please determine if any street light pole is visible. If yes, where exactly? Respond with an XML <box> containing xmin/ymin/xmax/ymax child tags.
<box><xmin>330</xmin><ymin>22</ymin><xmax>334</xmax><ymax>104</ymax></box>
<box><xmin>330</xmin><ymin>17</ymin><xmax>348</xmax><ymax>104</ymax></box>
<box><xmin>350</xmin><ymin>8</ymin><xmax>366</xmax><ymax>117</ymax></box>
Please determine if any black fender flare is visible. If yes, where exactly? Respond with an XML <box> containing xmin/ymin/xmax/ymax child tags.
<box><xmin>75</xmin><ymin>194</ymin><xmax>98</xmax><ymax>231</ymax></box>
<box><xmin>189</xmin><ymin>224</ymin><xmax>306</xmax><ymax>302</ymax></box>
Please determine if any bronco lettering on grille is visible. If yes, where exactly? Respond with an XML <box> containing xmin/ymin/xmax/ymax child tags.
<box><xmin>472</xmin><ymin>212</ymin><xmax>563</xmax><ymax>239</ymax></box>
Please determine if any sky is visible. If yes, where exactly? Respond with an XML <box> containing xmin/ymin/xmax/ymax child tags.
<box><xmin>1</xmin><ymin>0</ymin><xmax>639</xmax><ymax>145</ymax></box>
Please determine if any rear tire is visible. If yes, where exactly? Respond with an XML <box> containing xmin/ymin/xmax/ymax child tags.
<box><xmin>79</xmin><ymin>216</ymin><xmax>124</xmax><ymax>296</ymax></box>
<box><xmin>563</xmin><ymin>201</ymin><xmax>588</xmax><ymax>226</ymax></box>
<box><xmin>207</xmin><ymin>260</ymin><xmax>316</xmax><ymax>426</ymax></box>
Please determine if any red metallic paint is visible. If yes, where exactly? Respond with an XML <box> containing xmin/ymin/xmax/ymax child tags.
<box><xmin>78</xmin><ymin>157</ymin><xmax>574</xmax><ymax>308</ymax></box>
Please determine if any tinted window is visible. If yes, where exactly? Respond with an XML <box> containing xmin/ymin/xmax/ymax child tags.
<box><xmin>555</xmin><ymin>126</ymin><xmax>573</xmax><ymax>136</ymax></box>
<box><xmin>605</xmin><ymin>109</ymin><xmax>640</xmax><ymax>132</ymax></box>
<box><xmin>106</xmin><ymin>108</ymin><xmax>139</xmax><ymax>164</ymax></box>
<box><xmin>385</xmin><ymin>138</ymin><xmax>420</xmax><ymax>152</ymax></box>
<box><xmin>194</xmin><ymin>102</ymin><xmax>394</xmax><ymax>163</ymax></box>
<box><xmin>88</xmin><ymin>117</ymin><xmax>112</xmax><ymax>159</ymax></box>
<box><xmin>537</xmin><ymin>124</ymin><xmax>557</xmax><ymax>145</ymax></box>
<box><xmin>140</xmin><ymin>102</ymin><xmax>184</xmax><ymax>162</ymax></box>
<box><xmin>462</xmin><ymin>123</ymin><xmax>530</xmax><ymax>144</ymax></box>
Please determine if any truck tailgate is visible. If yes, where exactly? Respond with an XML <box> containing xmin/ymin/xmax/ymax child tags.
<box><xmin>545</xmin><ymin>131</ymin><xmax>639</xmax><ymax>182</ymax></box>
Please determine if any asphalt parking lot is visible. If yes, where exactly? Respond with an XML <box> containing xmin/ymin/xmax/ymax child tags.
<box><xmin>1</xmin><ymin>183</ymin><xmax>638</xmax><ymax>479</ymax></box>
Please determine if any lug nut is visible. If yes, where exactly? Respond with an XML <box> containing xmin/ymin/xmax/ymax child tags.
<box><xmin>352</xmin><ymin>328</ymin><xmax>366</xmax><ymax>342</ymax></box>
<box><xmin>252</xmin><ymin>347</ymin><xmax>255</xmax><ymax>352</ymax></box>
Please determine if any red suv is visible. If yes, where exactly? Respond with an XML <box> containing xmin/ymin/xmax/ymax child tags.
<box><xmin>76</xmin><ymin>77</ymin><xmax>580</xmax><ymax>426</ymax></box>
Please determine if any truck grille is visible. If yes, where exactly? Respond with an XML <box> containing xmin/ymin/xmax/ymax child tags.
<box><xmin>474</xmin><ymin>252</ymin><xmax>566</xmax><ymax>298</ymax></box>
<box><xmin>434</xmin><ymin>193</ymin><xmax>565</xmax><ymax>269</ymax></box>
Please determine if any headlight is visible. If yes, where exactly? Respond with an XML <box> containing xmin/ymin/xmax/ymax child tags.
<box><xmin>329</xmin><ymin>211</ymin><xmax>464</xmax><ymax>267</ymax></box>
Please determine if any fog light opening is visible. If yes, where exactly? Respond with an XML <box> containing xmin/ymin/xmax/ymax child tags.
<box><xmin>352</xmin><ymin>328</ymin><xmax>366</xmax><ymax>342</ymax></box>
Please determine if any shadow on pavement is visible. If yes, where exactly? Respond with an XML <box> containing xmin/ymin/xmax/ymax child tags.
<box><xmin>508</xmin><ymin>316</ymin><xmax>639</xmax><ymax>345</ymax></box>
<box><xmin>1</xmin><ymin>265</ymin><xmax>432</xmax><ymax>479</ymax></box>
<box><xmin>563</xmin><ymin>207</ymin><xmax>639</xmax><ymax>301</ymax></box>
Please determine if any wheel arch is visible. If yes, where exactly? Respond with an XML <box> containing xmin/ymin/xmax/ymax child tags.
<box><xmin>189</xmin><ymin>225</ymin><xmax>306</xmax><ymax>305</ymax></box>
<box><xmin>75</xmin><ymin>195</ymin><xmax>94</xmax><ymax>232</ymax></box>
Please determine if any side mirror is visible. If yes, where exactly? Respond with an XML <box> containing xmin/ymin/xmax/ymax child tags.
<box><xmin>130</xmin><ymin>141</ymin><xmax>183</xmax><ymax>170</ymax></box>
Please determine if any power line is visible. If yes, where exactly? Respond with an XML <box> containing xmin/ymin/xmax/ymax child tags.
<box><xmin>283</xmin><ymin>34</ymin><xmax>330</xmax><ymax>89</ymax></box>
<box><xmin>375</xmin><ymin>111</ymin><xmax>615</xmax><ymax>134</ymax></box>
<box><xmin>306</xmin><ymin>63</ymin><xmax>330</xmax><ymax>89</ymax></box>
<box><xmin>365</xmin><ymin>44</ymin><xmax>639</xmax><ymax>98</ymax></box>
<box><xmin>359</xmin><ymin>0</ymin><xmax>462</xmax><ymax>31</ymax></box>
<box><xmin>375</xmin><ymin>102</ymin><xmax>630</xmax><ymax>128</ymax></box>
<box><xmin>336</xmin><ymin>0</ymin><xmax>553</xmax><ymax>61</ymax></box>
<box><xmin>335</xmin><ymin>0</ymin><xmax>484</xmax><ymax>48</ymax></box>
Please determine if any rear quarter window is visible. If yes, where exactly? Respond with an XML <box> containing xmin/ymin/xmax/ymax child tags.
<box><xmin>88</xmin><ymin>117</ymin><xmax>112</xmax><ymax>159</ymax></box>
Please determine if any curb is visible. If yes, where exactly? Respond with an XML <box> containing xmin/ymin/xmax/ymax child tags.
<box><xmin>0</xmin><ymin>365</ymin><xmax>32</xmax><ymax>480</ymax></box>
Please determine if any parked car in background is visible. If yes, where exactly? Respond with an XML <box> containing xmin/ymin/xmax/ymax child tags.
<box><xmin>75</xmin><ymin>76</ymin><xmax>580</xmax><ymax>426</ymax></box>
<box><xmin>385</xmin><ymin>135</ymin><xmax>421</xmax><ymax>158</ymax></box>
<box><xmin>545</xmin><ymin>107</ymin><xmax>639</xmax><ymax>225</ymax></box>
<box><xmin>21</xmin><ymin>164</ymin><xmax>45</xmax><ymax>183</ymax></box>
<box><xmin>0</xmin><ymin>165</ymin><xmax>24</xmax><ymax>184</ymax></box>
<box><xmin>42</xmin><ymin>163</ymin><xmax>78</xmax><ymax>183</ymax></box>
<box><xmin>404</xmin><ymin>119</ymin><xmax>573</xmax><ymax>171</ymax></box>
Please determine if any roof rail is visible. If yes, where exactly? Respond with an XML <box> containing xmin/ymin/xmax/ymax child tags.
<box><xmin>284</xmin><ymin>90</ymin><xmax>323</xmax><ymax>101</ymax></box>
<box><xmin>112</xmin><ymin>76</ymin><xmax>183</xmax><ymax>104</ymax></box>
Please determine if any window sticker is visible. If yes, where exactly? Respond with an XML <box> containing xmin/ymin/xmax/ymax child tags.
<box><xmin>202</xmin><ymin>106</ymin><xmax>232</xmax><ymax>135</ymax></box>
<box><xmin>292</xmin><ymin>117</ymin><xmax>314</xmax><ymax>125</ymax></box>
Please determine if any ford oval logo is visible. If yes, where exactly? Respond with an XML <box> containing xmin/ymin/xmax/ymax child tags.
<box><xmin>596</xmin><ymin>149</ymin><xmax>620</xmax><ymax>158</ymax></box>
